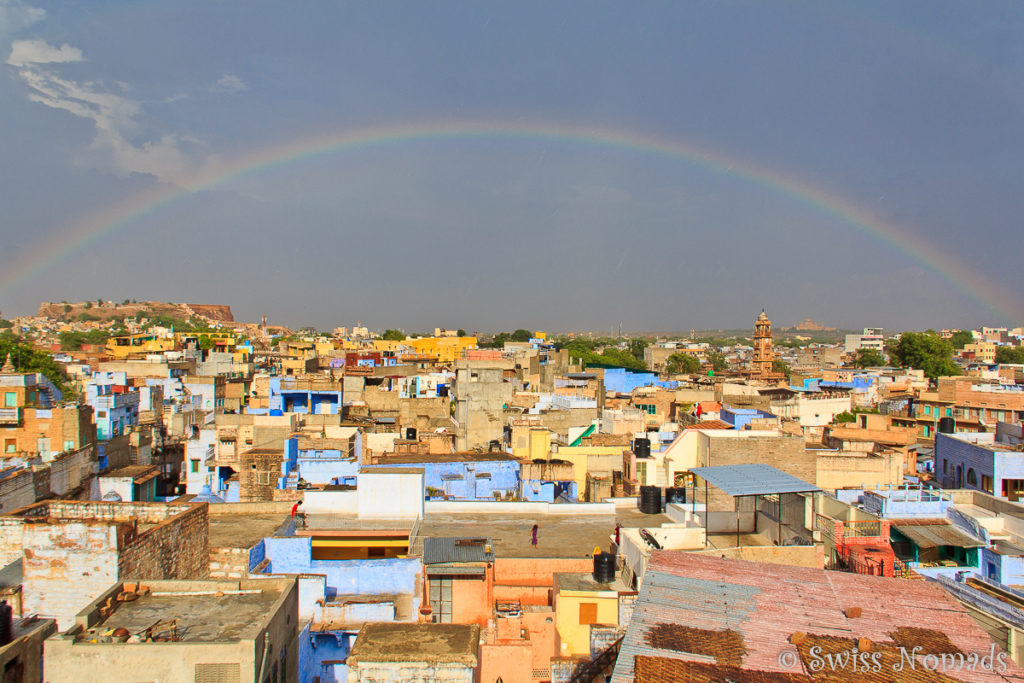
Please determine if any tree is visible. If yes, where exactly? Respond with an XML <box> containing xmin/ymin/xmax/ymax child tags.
<box><xmin>772</xmin><ymin>359</ymin><xmax>791</xmax><ymax>379</ymax></box>
<box><xmin>886</xmin><ymin>331</ymin><xmax>960</xmax><ymax>380</ymax></box>
<box><xmin>628</xmin><ymin>338</ymin><xmax>649</xmax><ymax>362</ymax></box>
<box><xmin>834</xmin><ymin>411</ymin><xmax>857</xmax><ymax>423</ymax></box>
<box><xmin>381</xmin><ymin>329</ymin><xmax>405</xmax><ymax>341</ymax></box>
<box><xmin>457</xmin><ymin>329</ymin><xmax>466</xmax><ymax>337</ymax></box>
<box><xmin>996</xmin><ymin>346</ymin><xmax>1024</xmax><ymax>365</ymax></box>
<box><xmin>666</xmin><ymin>353</ymin><xmax>701</xmax><ymax>375</ymax></box>
<box><xmin>854</xmin><ymin>348</ymin><xmax>886</xmax><ymax>368</ymax></box>
<box><xmin>510</xmin><ymin>329</ymin><xmax>533</xmax><ymax>342</ymax></box>
<box><xmin>706</xmin><ymin>351</ymin><xmax>727</xmax><ymax>372</ymax></box>
<box><xmin>949</xmin><ymin>330</ymin><xmax>973</xmax><ymax>350</ymax></box>
<box><xmin>0</xmin><ymin>333</ymin><xmax>71</xmax><ymax>395</ymax></box>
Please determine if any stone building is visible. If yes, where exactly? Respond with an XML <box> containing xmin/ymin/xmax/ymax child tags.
<box><xmin>0</xmin><ymin>500</ymin><xmax>209</xmax><ymax>628</ymax></box>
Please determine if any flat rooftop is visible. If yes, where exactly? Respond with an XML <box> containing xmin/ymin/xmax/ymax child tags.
<box><xmin>348</xmin><ymin>623</ymin><xmax>479</xmax><ymax>665</ymax></box>
<box><xmin>208</xmin><ymin>513</ymin><xmax>289</xmax><ymax>549</ymax></box>
<box><xmin>377</xmin><ymin>452</ymin><xmax>519</xmax><ymax>464</ymax></box>
<box><xmin>411</xmin><ymin>509</ymin><xmax>671</xmax><ymax>559</ymax></box>
<box><xmin>554</xmin><ymin>572</ymin><xmax>631</xmax><ymax>593</ymax></box>
<box><xmin>77</xmin><ymin>580</ymin><xmax>287</xmax><ymax>642</ymax></box>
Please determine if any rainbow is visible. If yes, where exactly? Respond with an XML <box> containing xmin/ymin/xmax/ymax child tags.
<box><xmin>3</xmin><ymin>121</ymin><xmax>1017</xmax><ymax>321</ymax></box>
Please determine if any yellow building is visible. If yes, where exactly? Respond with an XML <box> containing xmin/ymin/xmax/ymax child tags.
<box><xmin>964</xmin><ymin>341</ymin><xmax>997</xmax><ymax>363</ymax></box>
<box><xmin>552</xmin><ymin>446</ymin><xmax>628</xmax><ymax>494</ymax></box>
<box><xmin>105</xmin><ymin>334</ymin><xmax>177</xmax><ymax>359</ymax></box>
<box><xmin>553</xmin><ymin>573</ymin><xmax>629</xmax><ymax>656</ymax></box>
<box><xmin>403</xmin><ymin>336</ymin><xmax>478</xmax><ymax>363</ymax></box>
<box><xmin>511</xmin><ymin>423</ymin><xmax>552</xmax><ymax>460</ymax></box>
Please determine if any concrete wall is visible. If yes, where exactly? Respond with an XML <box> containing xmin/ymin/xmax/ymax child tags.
<box><xmin>21</xmin><ymin>522</ymin><xmax>121</xmax><ymax>629</ymax></box>
<box><xmin>815</xmin><ymin>450</ymin><xmax>903</xmax><ymax>492</ymax></box>
<box><xmin>349</xmin><ymin>661</ymin><xmax>475</xmax><ymax>683</ymax></box>
<box><xmin>358</xmin><ymin>470</ymin><xmax>424</xmax><ymax>518</ymax></box>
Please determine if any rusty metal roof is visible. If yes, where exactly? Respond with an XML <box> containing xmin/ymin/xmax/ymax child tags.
<box><xmin>611</xmin><ymin>552</ymin><xmax>1023</xmax><ymax>683</ymax></box>
<box><xmin>893</xmin><ymin>522</ymin><xmax>985</xmax><ymax>549</ymax></box>
<box><xmin>422</xmin><ymin>537</ymin><xmax>494</xmax><ymax>565</ymax></box>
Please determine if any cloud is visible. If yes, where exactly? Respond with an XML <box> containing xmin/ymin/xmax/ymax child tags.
<box><xmin>7</xmin><ymin>39</ymin><xmax>199</xmax><ymax>184</ymax></box>
<box><xmin>212</xmin><ymin>73</ymin><xmax>247</xmax><ymax>93</ymax></box>
<box><xmin>0</xmin><ymin>0</ymin><xmax>44</xmax><ymax>37</ymax></box>
<box><xmin>6</xmin><ymin>38</ymin><xmax>81</xmax><ymax>66</ymax></box>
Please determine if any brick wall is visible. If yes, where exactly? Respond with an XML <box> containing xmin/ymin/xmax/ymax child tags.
<box><xmin>209</xmin><ymin>547</ymin><xmax>251</xmax><ymax>579</ymax></box>
<box><xmin>0</xmin><ymin>467</ymin><xmax>36</xmax><ymax>516</ymax></box>
<box><xmin>239</xmin><ymin>451</ymin><xmax>283</xmax><ymax>502</ymax></box>
<box><xmin>117</xmin><ymin>502</ymin><xmax>209</xmax><ymax>581</ymax></box>
<box><xmin>702</xmin><ymin>436</ymin><xmax>816</xmax><ymax>511</ymax></box>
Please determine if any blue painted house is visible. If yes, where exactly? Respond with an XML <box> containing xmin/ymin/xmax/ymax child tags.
<box><xmin>84</xmin><ymin>372</ymin><xmax>140</xmax><ymax>440</ymax></box>
<box><xmin>936</xmin><ymin>432</ymin><xmax>1024</xmax><ymax>500</ymax></box>
<box><xmin>268</xmin><ymin>377</ymin><xmax>344</xmax><ymax>415</ymax></box>
<box><xmin>371</xmin><ymin>452</ymin><xmax>521</xmax><ymax>500</ymax></box>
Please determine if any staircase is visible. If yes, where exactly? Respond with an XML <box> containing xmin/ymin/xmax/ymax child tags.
<box><xmin>569</xmin><ymin>635</ymin><xmax>624</xmax><ymax>683</ymax></box>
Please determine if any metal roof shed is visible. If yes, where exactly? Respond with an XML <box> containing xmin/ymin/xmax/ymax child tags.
<box><xmin>688</xmin><ymin>463</ymin><xmax>821</xmax><ymax>548</ymax></box>
<box><xmin>689</xmin><ymin>463</ymin><xmax>821</xmax><ymax>497</ymax></box>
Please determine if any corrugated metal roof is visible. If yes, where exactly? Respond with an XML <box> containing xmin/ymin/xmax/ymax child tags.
<box><xmin>422</xmin><ymin>537</ymin><xmax>494</xmax><ymax>565</ymax></box>
<box><xmin>689</xmin><ymin>463</ymin><xmax>820</xmax><ymax>497</ymax></box>
<box><xmin>894</xmin><ymin>522</ymin><xmax>985</xmax><ymax>548</ymax></box>
<box><xmin>611</xmin><ymin>552</ymin><xmax>1023</xmax><ymax>683</ymax></box>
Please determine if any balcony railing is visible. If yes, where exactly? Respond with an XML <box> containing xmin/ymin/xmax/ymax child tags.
<box><xmin>0</xmin><ymin>408</ymin><xmax>20</xmax><ymax>425</ymax></box>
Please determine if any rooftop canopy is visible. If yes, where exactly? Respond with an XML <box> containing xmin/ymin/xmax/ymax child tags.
<box><xmin>689</xmin><ymin>463</ymin><xmax>820</xmax><ymax>497</ymax></box>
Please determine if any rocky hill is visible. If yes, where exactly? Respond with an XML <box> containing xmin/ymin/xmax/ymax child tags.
<box><xmin>37</xmin><ymin>300</ymin><xmax>234</xmax><ymax>323</ymax></box>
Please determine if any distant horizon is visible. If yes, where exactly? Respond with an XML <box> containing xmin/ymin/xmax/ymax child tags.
<box><xmin>5</xmin><ymin>298</ymin><xmax>1017</xmax><ymax>337</ymax></box>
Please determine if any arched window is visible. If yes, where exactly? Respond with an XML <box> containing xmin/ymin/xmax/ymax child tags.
<box><xmin>967</xmin><ymin>468</ymin><xmax>978</xmax><ymax>487</ymax></box>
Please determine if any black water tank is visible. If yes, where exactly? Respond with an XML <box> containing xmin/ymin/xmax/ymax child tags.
<box><xmin>593</xmin><ymin>552</ymin><xmax>616</xmax><ymax>583</ymax></box>
<box><xmin>665</xmin><ymin>487</ymin><xmax>687</xmax><ymax>505</ymax></box>
<box><xmin>406</xmin><ymin>427</ymin><xmax>417</xmax><ymax>441</ymax></box>
<box><xmin>938</xmin><ymin>417</ymin><xmax>955</xmax><ymax>434</ymax></box>
<box><xmin>634</xmin><ymin>438</ymin><xmax>651</xmax><ymax>459</ymax></box>
<box><xmin>0</xmin><ymin>601</ymin><xmax>12</xmax><ymax>646</ymax></box>
<box><xmin>640</xmin><ymin>485</ymin><xmax>662</xmax><ymax>514</ymax></box>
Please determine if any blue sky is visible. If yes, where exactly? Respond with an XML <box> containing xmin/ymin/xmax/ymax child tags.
<box><xmin>1</xmin><ymin>1</ymin><xmax>1022</xmax><ymax>332</ymax></box>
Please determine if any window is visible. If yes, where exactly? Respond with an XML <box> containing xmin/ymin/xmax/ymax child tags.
<box><xmin>579</xmin><ymin>602</ymin><xmax>599</xmax><ymax>625</ymax></box>
<box><xmin>191</xmin><ymin>460</ymin><xmax>199</xmax><ymax>473</ymax></box>
<box><xmin>428</xmin><ymin>576</ymin><xmax>453</xmax><ymax>623</ymax></box>
<box><xmin>942</xmin><ymin>460</ymin><xmax>948</xmax><ymax>475</ymax></box>
<box><xmin>982</xmin><ymin>475</ymin><xmax>993</xmax><ymax>494</ymax></box>
<box><xmin>63</xmin><ymin>440</ymin><xmax>74</xmax><ymax>451</ymax></box>
<box><xmin>3</xmin><ymin>392</ymin><xmax>15</xmax><ymax>407</ymax></box>
<box><xmin>257</xmin><ymin>471</ymin><xmax>272</xmax><ymax>485</ymax></box>
<box><xmin>194</xmin><ymin>663</ymin><xmax>240</xmax><ymax>683</ymax></box>
<box><xmin>4</xmin><ymin>439</ymin><xmax>15</xmax><ymax>454</ymax></box>
<box><xmin>967</xmin><ymin>468</ymin><xmax>978</xmax><ymax>487</ymax></box>
<box><xmin>945</xmin><ymin>408</ymin><xmax>953</xmax><ymax>417</ymax></box>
